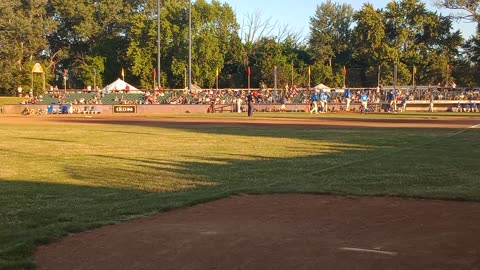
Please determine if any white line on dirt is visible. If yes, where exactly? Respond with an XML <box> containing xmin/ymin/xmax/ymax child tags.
<box><xmin>470</xmin><ymin>124</ymin><xmax>480</xmax><ymax>129</ymax></box>
<box><xmin>339</xmin><ymin>247</ymin><xmax>398</xmax><ymax>256</ymax></box>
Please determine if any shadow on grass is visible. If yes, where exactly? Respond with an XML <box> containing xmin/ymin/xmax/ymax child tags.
<box><xmin>0</xmin><ymin>179</ymin><xmax>229</xmax><ymax>269</ymax></box>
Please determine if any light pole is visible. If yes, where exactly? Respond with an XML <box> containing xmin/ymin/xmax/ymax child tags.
<box><xmin>274</xmin><ymin>66</ymin><xmax>277</xmax><ymax>91</ymax></box>
<box><xmin>157</xmin><ymin>0</ymin><xmax>161</xmax><ymax>88</ymax></box>
<box><xmin>188</xmin><ymin>0</ymin><xmax>192</xmax><ymax>92</ymax></box>
<box><xmin>94</xmin><ymin>68</ymin><xmax>97</xmax><ymax>90</ymax></box>
<box><xmin>291</xmin><ymin>60</ymin><xmax>294</xmax><ymax>87</ymax></box>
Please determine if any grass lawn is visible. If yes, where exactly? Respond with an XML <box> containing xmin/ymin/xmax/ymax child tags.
<box><xmin>0</xmin><ymin>114</ymin><xmax>479</xmax><ymax>269</ymax></box>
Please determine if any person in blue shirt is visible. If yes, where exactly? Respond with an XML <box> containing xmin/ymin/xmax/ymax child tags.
<box><xmin>391</xmin><ymin>90</ymin><xmax>398</xmax><ymax>112</ymax></box>
<box><xmin>320</xmin><ymin>91</ymin><xmax>328</xmax><ymax>113</ymax></box>
<box><xmin>360</xmin><ymin>91</ymin><xmax>369</xmax><ymax>114</ymax></box>
<box><xmin>310</xmin><ymin>92</ymin><xmax>318</xmax><ymax>114</ymax></box>
<box><xmin>344</xmin><ymin>88</ymin><xmax>351</xmax><ymax>111</ymax></box>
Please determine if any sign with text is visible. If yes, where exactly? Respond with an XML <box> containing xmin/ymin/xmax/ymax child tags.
<box><xmin>113</xmin><ymin>105</ymin><xmax>137</xmax><ymax>113</ymax></box>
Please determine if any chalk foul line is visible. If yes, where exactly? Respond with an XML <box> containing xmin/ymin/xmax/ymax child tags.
<box><xmin>339</xmin><ymin>247</ymin><xmax>398</xmax><ymax>256</ymax></box>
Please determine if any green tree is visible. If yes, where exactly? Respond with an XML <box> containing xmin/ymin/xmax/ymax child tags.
<box><xmin>127</xmin><ymin>4</ymin><xmax>157</xmax><ymax>89</ymax></box>
<box><xmin>383</xmin><ymin>0</ymin><xmax>463</xmax><ymax>86</ymax></box>
<box><xmin>351</xmin><ymin>4</ymin><xmax>387</xmax><ymax>87</ymax></box>
<box><xmin>0</xmin><ymin>0</ymin><xmax>57</xmax><ymax>95</ymax></box>
<box><xmin>47</xmin><ymin>0</ymin><xmax>141</xmax><ymax>88</ymax></box>
<box><xmin>129</xmin><ymin>0</ymin><xmax>241</xmax><ymax>89</ymax></box>
<box><xmin>309</xmin><ymin>0</ymin><xmax>354</xmax><ymax>86</ymax></box>
<box><xmin>191</xmin><ymin>0</ymin><xmax>239</xmax><ymax>88</ymax></box>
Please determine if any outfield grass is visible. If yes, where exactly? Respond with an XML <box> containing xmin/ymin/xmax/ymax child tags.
<box><xmin>1</xmin><ymin>114</ymin><xmax>480</xmax><ymax>269</ymax></box>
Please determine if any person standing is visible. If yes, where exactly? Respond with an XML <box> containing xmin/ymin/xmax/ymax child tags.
<box><xmin>310</xmin><ymin>91</ymin><xmax>319</xmax><ymax>114</ymax></box>
<box><xmin>320</xmin><ymin>91</ymin><xmax>328</xmax><ymax>113</ymax></box>
<box><xmin>387</xmin><ymin>90</ymin><xmax>394</xmax><ymax>112</ymax></box>
<box><xmin>391</xmin><ymin>90</ymin><xmax>398</xmax><ymax>112</ymax></box>
<box><xmin>17</xmin><ymin>85</ymin><xmax>23</xmax><ymax>97</ymax></box>
<box><xmin>280</xmin><ymin>95</ymin><xmax>286</xmax><ymax>112</ymax></box>
<box><xmin>236</xmin><ymin>95</ymin><xmax>242</xmax><ymax>113</ymax></box>
<box><xmin>247</xmin><ymin>92</ymin><xmax>254</xmax><ymax>117</ymax></box>
<box><xmin>400</xmin><ymin>94</ymin><xmax>407</xmax><ymax>112</ymax></box>
<box><xmin>428</xmin><ymin>93</ymin><xmax>434</xmax><ymax>112</ymax></box>
<box><xmin>344</xmin><ymin>88</ymin><xmax>351</xmax><ymax>111</ymax></box>
<box><xmin>360</xmin><ymin>91</ymin><xmax>369</xmax><ymax>114</ymax></box>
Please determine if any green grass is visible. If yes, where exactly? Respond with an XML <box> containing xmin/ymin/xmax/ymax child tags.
<box><xmin>0</xmin><ymin>97</ymin><xmax>27</xmax><ymax>106</ymax></box>
<box><xmin>0</xmin><ymin>114</ymin><xmax>480</xmax><ymax>269</ymax></box>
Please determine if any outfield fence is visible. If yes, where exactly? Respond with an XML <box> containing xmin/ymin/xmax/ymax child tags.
<box><xmin>2</xmin><ymin>100</ymin><xmax>478</xmax><ymax>115</ymax></box>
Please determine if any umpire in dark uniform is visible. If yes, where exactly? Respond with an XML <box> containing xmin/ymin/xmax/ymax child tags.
<box><xmin>247</xmin><ymin>92</ymin><xmax>254</xmax><ymax>117</ymax></box>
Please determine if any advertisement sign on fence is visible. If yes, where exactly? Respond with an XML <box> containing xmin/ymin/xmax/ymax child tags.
<box><xmin>113</xmin><ymin>105</ymin><xmax>136</xmax><ymax>113</ymax></box>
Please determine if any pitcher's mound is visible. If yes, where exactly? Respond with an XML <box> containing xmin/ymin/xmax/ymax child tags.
<box><xmin>35</xmin><ymin>194</ymin><xmax>480</xmax><ymax>270</ymax></box>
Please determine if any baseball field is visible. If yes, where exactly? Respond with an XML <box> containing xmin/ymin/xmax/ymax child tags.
<box><xmin>1</xmin><ymin>113</ymin><xmax>480</xmax><ymax>269</ymax></box>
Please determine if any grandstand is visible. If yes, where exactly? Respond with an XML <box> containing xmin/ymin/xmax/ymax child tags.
<box><xmin>6</xmin><ymin>86</ymin><xmax>478</xmax><ymax>115</ymax></box>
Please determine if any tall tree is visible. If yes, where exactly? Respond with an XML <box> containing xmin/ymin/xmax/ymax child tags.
<box><xmin>191</xmin><ymin>0</ymin><xmax>239</xmax><ymax>88</ymax></box>
<box><xmin>0</xmin><ymin>0</ymin><xmax>57</xmax><ymax>95</ymax></box>
<box><xmin>383</xmin><ymin>0</ymin><xmax>463</xmax><ymax>86</ymax></box>
<box><xmin>47</xmin><ymin>0</ymin><xmax>142</xmax><ymax>88</ymax></box>
<box><xmin>309</xmin><ymin>0</ymin><xmax>354</xmax><ymax>86</ymax></box>
<box><xmin>351</xmin><ymin>4</ymin><xmax>387</xmax><ymax>86</ymax></box>
<box><xmin>127</xmin><ymin>0</ymin><xmax>240</xmax><ymax>89</ymax></box>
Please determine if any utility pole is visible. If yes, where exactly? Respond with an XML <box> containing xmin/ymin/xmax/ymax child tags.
<box><xmin>157</xmin><ymin>0</ymin><xmax>161</xmax><ymax>88</ymax></box>
<box><xmin>291</xmin><ymin>60</ymin><xmax>294</xmax><ymax>87</ymax></box>
<box><xmin>274</xmin><ymin>66</ymin><xmax>277</xmax><ymax>91</ymax></box>
<box><xmin>188</xmin><ymin>0</ymin><xmax>192</xmax><ymax>92</ymax></box>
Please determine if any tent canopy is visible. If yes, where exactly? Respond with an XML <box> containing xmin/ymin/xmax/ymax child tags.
<box><xmin>184</xmin><ymin>84</ymin><xmax>203</xmax><ymax>93</ymax></box>
<box><xmin>103</xmin><ymin>78</ymin><xmax>140</xmax><ymax>93</ymax></box>
<box><xmin>314</xmin><ymin>83</ymin><xmax>331</xmax><ymax>91</ymax></box>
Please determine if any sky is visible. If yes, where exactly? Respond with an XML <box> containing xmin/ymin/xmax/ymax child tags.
<box><xmin>223</xmin><ymin>0</ymin><xmax>477</xmax><ymax>40</ymax></box>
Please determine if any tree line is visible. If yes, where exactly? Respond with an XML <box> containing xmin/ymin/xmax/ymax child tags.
<box><xmin>0</xmin><ymin>0</ymin><xmax>479</xmax><ymax>96</ymax></box>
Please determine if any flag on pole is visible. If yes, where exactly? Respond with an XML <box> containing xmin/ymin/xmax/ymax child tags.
<box><xmin>216</xmin><ymin>68</ymin><xmax>219</xmax><ymax>77</ymax></box>
<box><xmin>343</xmin><ymin>66</ymin><xmax>347</xmax><ymax>76</ymax></box>
<box><xmin>247</xmin><ymin>66</ymin><xmax>251</xmax><ymax>76</ymax></box>
<box><xmin>308</xmin><ymin>66</ymin><xmax>311</xmax><ymax>75</ymax></box>
<box><xmin>153</xmin><ymin>69</ymin><xmax>157</xmax><ymax>78</ymax></box>
<box><xmin>121</xmin><ymin>68</ymin><xmax>125</xmax><ymax>79</ymax></box>
<box><xmin>413</xmin><ymin>65</ymin><xmax>416</xmax><ymax>76</ymax></box>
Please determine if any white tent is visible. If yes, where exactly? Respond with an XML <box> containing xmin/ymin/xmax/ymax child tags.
<box><xmin>102</xmin><ymin>78</ymin><xmax>140</xmax><ymax>93</ymax></box>
<box><xmin>184</xmin><ymin>84</ymin><xmax>203</xmax><ymax>93</ymax></box>
<box><xmin>314</xmin><ymin>83</ymin><xmax>331</xmax><ymax>91</ymax></box>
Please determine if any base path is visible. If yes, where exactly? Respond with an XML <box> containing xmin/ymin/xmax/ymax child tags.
<box><xmin>35</xmin><ymin>195</ymin><xmax>480</xmax><ymax>270</ymax></box>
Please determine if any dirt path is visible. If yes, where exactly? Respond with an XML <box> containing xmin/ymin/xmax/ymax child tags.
<box><xmin>35</xmin><ymin>195</ymin><xmax>480</xmax><ymax>270</ymax></box>
<box><xmin>2</xmin><ymin>114</ymin><xmax>479</xmax><ymax>129</ymax></box>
